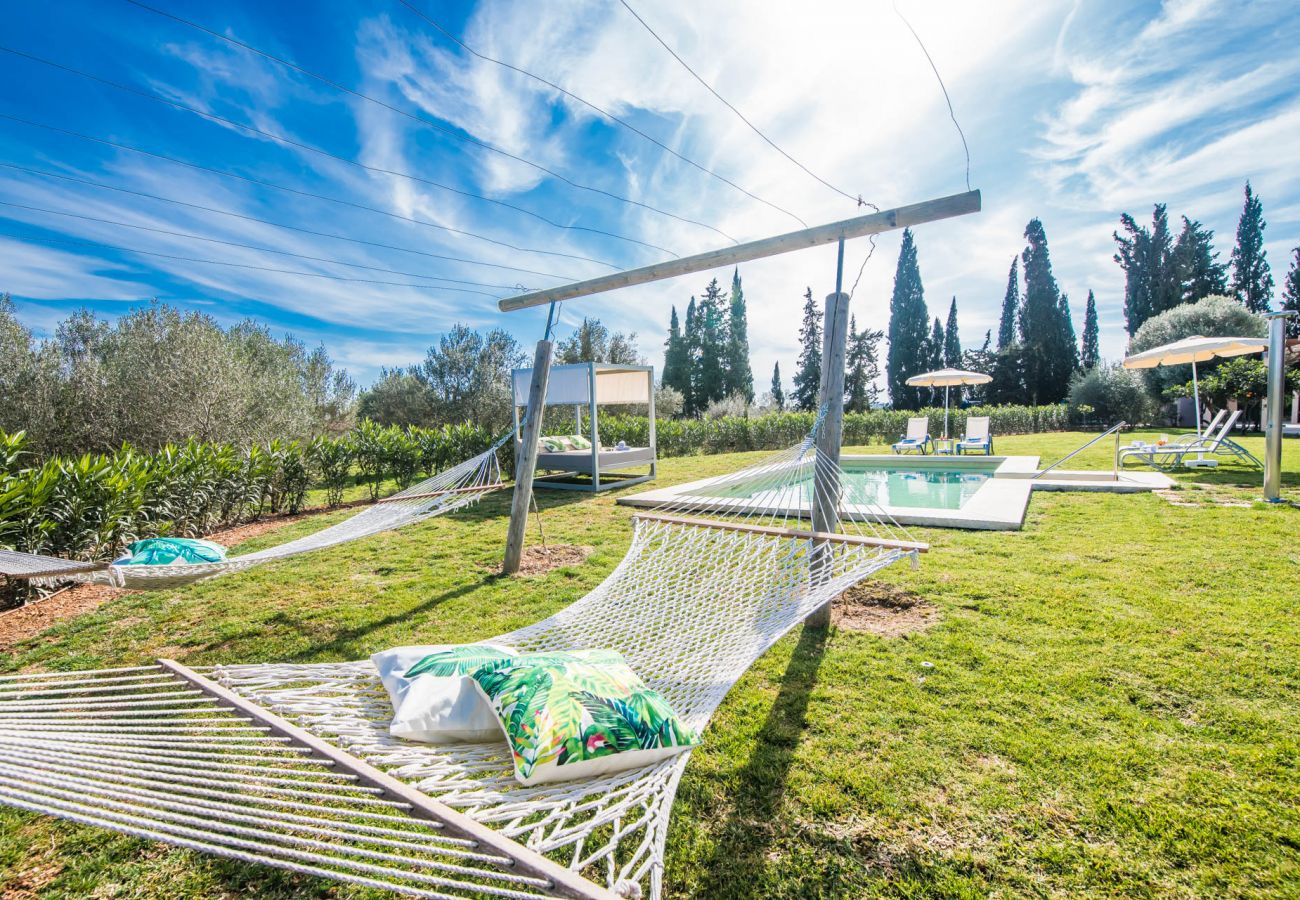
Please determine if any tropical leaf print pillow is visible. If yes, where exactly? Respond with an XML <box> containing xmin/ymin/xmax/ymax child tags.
<box><xmin>370</xmin><ymin>644</ymin><xmax>516</xmax><ymax>743</ymax></box>
<box><xmin>469</xmin><ymin>649</ymin><xmax>698</xmax><ymax>785</ymax></box>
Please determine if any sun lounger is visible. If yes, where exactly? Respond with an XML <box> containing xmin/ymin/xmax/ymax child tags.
<box><xmin>1119</xmin><ymin>410</ymin><xmax>1260</xmax><ymax>470</ymax></box>
<box><xmin>956</xmin><ymin>416</ymin><xmax>992</xmax><ymax>455</ymax></box>
<box><xmin>892</xmin><ymin>417</ymin><xmax>932</xmax><ymax>454</ymax></box>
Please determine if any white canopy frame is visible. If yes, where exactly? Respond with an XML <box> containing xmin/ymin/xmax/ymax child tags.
<box><xmin>511</xmin><ymin>362</ymin><xmax>657</xmax><ymax>493</ymax></box>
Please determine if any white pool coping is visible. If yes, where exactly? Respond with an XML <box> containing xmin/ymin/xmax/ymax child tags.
<box><xmin>617</xmin><ymin>453</ymin><xmax>1174</xmax><ymax>530</ymax></box>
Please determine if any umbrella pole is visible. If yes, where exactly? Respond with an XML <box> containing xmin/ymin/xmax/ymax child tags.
<box><xmin>1192</xmin><ymin>359</ymin><xmax>1201</xmax><ymax>436</ymax></box>
<box><xmin>944</xmin><ymin>385</ymin><xmax>950</xmax><ymax>440</ymax></box>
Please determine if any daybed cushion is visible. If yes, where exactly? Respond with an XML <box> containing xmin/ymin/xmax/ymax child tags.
<box><xmin>371</xmin><ymin>644</ymin><xmax>516</xmax><ymax>743</ymax></box>
<box><xmin>470</xmin><ymin>649</ymin><xmax>697</xmax><ymax>785</ymax></box>
<box><xmin>536</xmin><ymin>446</ymin><xmax>654</xmax><ymax>473</ymax></box>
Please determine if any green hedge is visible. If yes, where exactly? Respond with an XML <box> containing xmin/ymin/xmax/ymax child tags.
<box><xmin>599</xmin><ymin>404</ymin><xmax>1071</xmax><ymax>457</ymax></box>
<box><xmin>0</xmin><ymin>421</ymin><xmax>494</xmax><ymax>564</ymax></box>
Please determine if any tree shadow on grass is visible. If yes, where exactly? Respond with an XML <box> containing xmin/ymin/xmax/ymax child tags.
<box><xmin>690</xmin><ymin>624</ymin><xmax>828</xmax><ymax>898</ymax></box>
<box><xmin>272</xmin><ymin>578</ymin><xmax>493</xmax><ymax>662</ymax></box>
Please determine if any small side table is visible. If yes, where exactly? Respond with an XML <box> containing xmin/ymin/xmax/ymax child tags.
<box><xmin>934</xmin><ymin>438</ymin><xmax>955</xmax><ymax>455</ymax></box>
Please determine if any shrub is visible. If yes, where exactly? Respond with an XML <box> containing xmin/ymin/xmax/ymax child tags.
<box><xmin>1129</xmin><ymin>296</ymin><xmax>1267</xmax><ymax>397</ymax></box>
<box><xmin>309</xmin><ymin>435</ymin><xmax>353</xmax><ymax>508</ymax></box>
<box><xmin>1068</xmin><ymin>364</ymin><xmax>1156</xmax><ymax>427</ymax></box>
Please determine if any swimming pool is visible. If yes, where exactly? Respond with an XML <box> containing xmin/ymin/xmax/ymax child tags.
<box><xmin>619</xmin><ymin>455</ymin><xmax>1038</xmax><ymax>530</ymax></box>
<box><xmin>696</xmin><ymin>458</ymin><xmax>1000</xmax><ymax>510</ymax></box>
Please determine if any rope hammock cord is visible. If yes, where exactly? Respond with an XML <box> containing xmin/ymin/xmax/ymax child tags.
<box><xmin>0</xmin><ymin>416</ymin><xmax>922</xmax><ymax>899</ymax></box>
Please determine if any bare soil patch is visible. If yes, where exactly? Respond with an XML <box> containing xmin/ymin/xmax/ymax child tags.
<box><xmin>508</xmin><ymin>545</ymin><xmax>594</xmax><ymax>576</ymax></box>
<box><xmin>833</xmin><ymin>581</ymin><xmax>939</xmax><ymax>637</ymax></box>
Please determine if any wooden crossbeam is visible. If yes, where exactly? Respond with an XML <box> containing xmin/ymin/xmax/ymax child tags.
<box><xmin>632</xmin><ymin>512</ymin><xmax>929</xmax><ymax>553</ymax></box>
<box><xmin>499</xmin><ymin>190</ymin><xmax>980</xmax><ymax>311</ymax></box>
<box><xmin>158</xmin><ymin>660</ymin><xmax>615</xmax><ymax>900</ymax></box>
<box><xmin>374</xmin><ymin>483</ymin><xmax>507</xmax><ymax>505</ymax></box>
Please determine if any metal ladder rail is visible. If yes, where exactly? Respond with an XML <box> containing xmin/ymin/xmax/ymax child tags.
<box><xmin>1033</xmin><ymin>422</ymin><xmax>1128</xmax><ymax>480</ymax></box>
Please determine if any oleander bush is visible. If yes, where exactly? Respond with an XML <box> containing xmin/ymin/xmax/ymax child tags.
<box><xmin>0</xmin><ymin>420</ymin><xmax>496</xmax><ymax>564</ymax></box>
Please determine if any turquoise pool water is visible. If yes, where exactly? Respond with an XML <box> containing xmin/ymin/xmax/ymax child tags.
<box><xmin>697</xmin><ymin>460</ymin><xmax>999</xmax><ymax>510</ymax></box>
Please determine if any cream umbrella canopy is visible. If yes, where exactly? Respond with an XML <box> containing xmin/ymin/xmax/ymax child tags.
<box><xmin>904</xmin><ymin>368</ymin><xmax>993</xmax><ymax>439</ymax></box>
<box><xmin>1121</xmin><ymin>335</ymin><xmax>1267</xmax><ymax>435</ymax></box>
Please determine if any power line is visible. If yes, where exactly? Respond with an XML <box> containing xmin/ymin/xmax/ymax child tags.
<box><xmin>2</xmin><ymin>230</ymin><xmax>513</xmax><ymax>296</ymax></box>
<box><xmin>395</xmin><ymin>0</ymin><xmax>810</xmax><ymax>229</ymax></box>
<box><xmin>0</xmin><ymin>199</ymin><xmax>535</xmax><ymax>290</ymax></box>
<box><xmin>893</xmin><ymin>2</ymin><xmax>972</xmax><ymax>192</ymax></box>
<box><xmin>618</xmin><ymin>0</ymin><xmax>863</xmax><ymax>206</ymax></box>
<box><xmin>121</xmin><ymin>0</ymin><xmax>741</xmax><ymax>245</ymax></box>
<box><xmin>0</xmin><ymin>161</ymin><xmax>577</xmax><ymax>281</ymax></box>
<box><xmin>0</xmin><ymin>44</ymin><xmax>678</xmax><ymax>258</ymax></box>
<box><xmin>0</xmin><ymin>114</ymin><xmax>617</xmax><ymax>269</ymax></box>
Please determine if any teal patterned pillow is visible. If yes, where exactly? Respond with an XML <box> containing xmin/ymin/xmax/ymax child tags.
<box><xmin>470</xmin><ymin>649</ymin><xmax>697</xmax><ymax>785</ymax></box>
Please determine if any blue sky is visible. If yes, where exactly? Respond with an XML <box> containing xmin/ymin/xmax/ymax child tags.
<box><xmin>2</xmin><ymin>0</ymin><xmax>1298</xmax><ymax>391</ymax></box>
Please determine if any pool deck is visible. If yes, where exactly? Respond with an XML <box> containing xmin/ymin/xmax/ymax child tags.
<box><xmin>618</xmin><ymin>454</ymin><xmax>1175</xmax><ymax>531</ymax></box>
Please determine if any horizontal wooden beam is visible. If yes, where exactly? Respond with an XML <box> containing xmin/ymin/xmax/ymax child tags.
<box><xmin>632</xmin><ymin>512</ymin><xmax>929</xmax><ymax>553</ymax></box>
<box><xmin>499</xmin><ymin>190</ymin><xmax>980</xmax><ymax>311</ymax></box>
<box><xmin>375</xmin><ymin>483</ymin><xmax>507</xmax><ymax>505</ymax></box>
<box><xmin>159</xmin><ymin>660</ymin><xmax>615</xmax><ymax>900</ymax></box>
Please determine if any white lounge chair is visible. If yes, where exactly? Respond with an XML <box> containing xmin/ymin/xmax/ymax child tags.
<box><xmin>892</xmin><ymin>417</ymin><xmax>932</xmax><ymax>454</ymax></box>
<box><xmin>956</xmin><ymin>416</ymin><xmax>992</xmax><ymax>455</ymax></box>
<box><xmin>1119</xmin><ymin>410</ymin><xmax>1260</xmax><ymax>470</ymax></box>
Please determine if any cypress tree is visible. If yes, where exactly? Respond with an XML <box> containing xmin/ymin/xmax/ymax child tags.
<box><xmin>886</xmin><ymin>228</ymin><xmax>930</xmax><ymax>409</ymax></box>
<box><xmin>1282</xmin><ymin>247</ymin><xmax>1300</xmax><ymax>339</ymax></box>
<box><xmin>1172</xmin><ymin>216</ymin><xmax>1227</xmax><ymax>304</ymax></box>
<box><xmin>662</xmin><ymin>305</ymin><xmax>690</xmax><ymax>405</ymax></box>
<box><xmin>1020</xmin><ymin>219</ymin><xmax>1076</xmax><ymax>404</ymax></box>
<box><xmin>682</xmin><ymin>296</ymin><xmax>699</xmax><ymax>415</ymax></box>
<box><xmin>997</xmin><ymin>259</ymin><xmax>1019</xmax><ymax>350</ymax></box>
<box><xmin>792</xmin><ymin>288</ymin><xmax>822</xmax><ymax>411</ymax></box>
<box><xmin>693</xmin><ymin>278</ymin><xmax>728</xmax><ymax>411</ymax></box>
<box><xmin>1114</xmin><ymin>213</ymin><xmax>1154</xmax><ymax>335</ymax></box>
<box><xmin>1080</xmin><ymin>290</ymin><xmax>1101</xmax><ymax>370</ymax></box>
<box><xmin>1230</xmin><ymin>181</ymin><xmax>1274</xmax><ymax>312</ymax></box>
<box><xmin>1149</xmin><ymin>204</ymin><xmax>1180</xmax><ymax>318</ymax></box>
<box><xmin>844</xmin><ymin>314</ymin><xmax>882</xmax><ymax>413</ymax></box>
<box><xmin>929</xmin><ymin>317</ymin><xmax>945</xmax><ymax>370</ymax></box>
<box><xmin>770</xmin><ymin>362</ymin><xmax>785</xmax><ymax>410</ymax></box>
<box><xmin>943</xmin><ymin>297</ymin><xmax>961</xmax><ymax>367</ymax></box>
<box><xmin>724</xmin><ymin>268</ymin><xmax>754</xmax><ymax>402</ymax></box>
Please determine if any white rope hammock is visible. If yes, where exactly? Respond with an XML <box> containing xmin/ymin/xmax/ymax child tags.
<box><xmin>0</xmin><ymin>421</ymin><xmax>925</xmax><ymax>898</ymax></box>
<box><xmin>0</xmin><ymin>437</ymin><xmax>510</xmax><ymax>590</ymax></box>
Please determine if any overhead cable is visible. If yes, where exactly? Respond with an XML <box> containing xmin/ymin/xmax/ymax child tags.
<box><xmin>122</xmin><ymin>0</ymin><xmax>740</xmax><ymax>245</ymax></box>
<box><xmin>0</xmin><ymin>44</ymin><xmax>677</xmax><ymax>257</ymax></box>
<box><xmin>396</xmin><ymin>0</ymin><xmax>811</xmax><ymax>228</ymax></box>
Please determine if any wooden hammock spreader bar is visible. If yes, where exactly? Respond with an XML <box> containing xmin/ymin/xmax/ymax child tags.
<box><xmin>374</xmin><ymin>483</ymin><xmax>509</xmax><ymax>504</ymax></box>
<box><xmin>499</xmin><ymin>190</ymin><xmax>980</xmax><ymax>311</ymax></box>
<box><xmin>632</xmin><ymin>512</ymin><xmax>929</xmax><ymax>553</ymax></box>
<box><xmin>157</xmin><ymin>659</ymin><xmax>616</xmax><ymax>900</ymax></box>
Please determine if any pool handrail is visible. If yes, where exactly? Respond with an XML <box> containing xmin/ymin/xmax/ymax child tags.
<box><xmin>1034</xmin><ymin>422</ymin><xmax>1128</xmax><ymax>480</ymax></box>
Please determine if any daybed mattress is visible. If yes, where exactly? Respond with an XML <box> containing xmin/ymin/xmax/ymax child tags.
<box><xmin>536</xmin><ymin>446</ymin><xmax>654</xmax><ymax>473</ymax></box>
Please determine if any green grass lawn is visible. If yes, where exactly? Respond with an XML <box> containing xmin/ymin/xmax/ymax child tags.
<box><xmin>2</xmin><ymin>431</ymin><xmax>1297</xmax><ymax>897</ymax></box>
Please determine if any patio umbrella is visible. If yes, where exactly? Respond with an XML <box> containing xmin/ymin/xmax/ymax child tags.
<box><xmin>1121</xmin><ymin>335</ymin><xmax>1267</xmax><ymax>435</ymax></box>
<box><xmin>904</xmin><ymin>368</ymin><xmax>993</xmax><ymax>440</ymax></box>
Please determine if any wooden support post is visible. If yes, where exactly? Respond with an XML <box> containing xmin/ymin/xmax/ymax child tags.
<box><xmin>504</xmin><ymin>340</ymin><xmax>553</xmax><ymax>574</ymax></box>
<box><xmin>806</xmin><ymin>289</ymin><xmax>851</xmax><ymax>628</ymax></box>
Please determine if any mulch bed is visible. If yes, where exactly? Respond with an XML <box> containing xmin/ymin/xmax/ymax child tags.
<box><xmin>832</xmin><ymin>580</ymin><xmax>939</xmax><ymax>637</ymax></box>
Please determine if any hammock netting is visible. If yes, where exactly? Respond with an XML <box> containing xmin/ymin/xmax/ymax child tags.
<box><xmin>1</xmin><ymin>438</ymin><xmax>508</xmax><ymax>590</ymax></box>
<box><xmin>0</xmin><ymin>422</ymin><xmax>923</xmax><ymax>898</ymax></box>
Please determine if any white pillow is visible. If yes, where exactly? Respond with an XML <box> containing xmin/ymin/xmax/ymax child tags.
<box><xmin>370</xmin><ymin>644</ymin><xmax>516</xmax><ymax>744</ymax></box>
